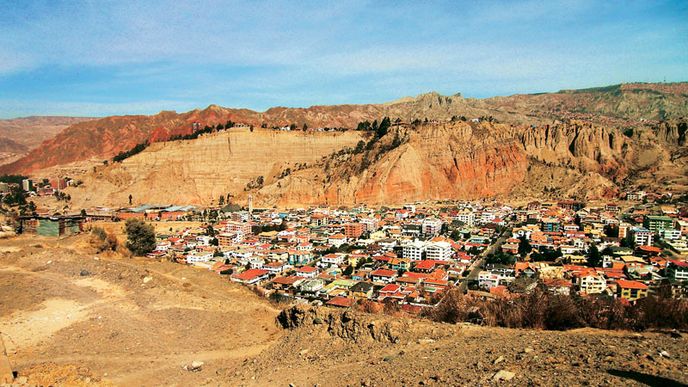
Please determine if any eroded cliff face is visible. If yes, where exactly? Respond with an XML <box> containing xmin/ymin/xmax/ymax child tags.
<box><xmin>254</xmin><ymin>123</ymin><xmax>530</xmax><ymax>206</ymax></box>
<box><xmin>514</xmin><ymin>121</ymin><xmax>631</xmax><ymax>179</ymax></box>
<box><xmin>7</xmin><ymin>82</ymin><xmax>686</xmax><ymax>176</ymax></box>
<box><xmin>68</xmin><ymin>128</ymin><xmax>364</xmax><ymax>207</ymax></box>
<box><xmin>67</xmin><ymin>118</ymin><xmax>686</xmax><ymax>207</ymax></box>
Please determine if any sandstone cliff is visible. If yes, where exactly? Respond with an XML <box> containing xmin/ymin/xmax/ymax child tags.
<box><xmin>68</xmin><ymin>128</ymin><xmax>364</xmax><ymax>207</ymax></box>
<box><xmin>65</xmin><ymin>116</ymin><xmax>687</xmax><ymax>207</ymax></box>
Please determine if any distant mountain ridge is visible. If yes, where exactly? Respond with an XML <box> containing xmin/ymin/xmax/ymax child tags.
<box><xmin>1</xmin><ymin>82</ymin><xmax>686</xmax><ymax>175</ymax></box>
<box><xmin>0</xmin><ymin>116</ymin><xmax>95</xmax><ymax>168</ymax></box>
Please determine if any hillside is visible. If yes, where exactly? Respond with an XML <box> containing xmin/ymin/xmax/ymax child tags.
<box><xmin>2</xmin><ymin>82</ymin><xmax>686</xmax><ymax>175</ymax></box>
<box><xmin>0</xmin><ymin>235</ymin><xmax>281</xmax><ymax>386</ymax></box>
<box><xmin>2</xmin><ymin>237</ymin><xmax>686</xmax><ymax>386</ymax></box>
<box><xmin>69</xmin><ymin>128</ymin><xmax>364</xmax><ymax>208</ymax></box>
<box><xmin>64</xmin><ymin>117</ymin><xmax>687</xmax><ymax>207</ymax></box>
<box><xmin>0</xmin><ymin>116</ymin><xmax>94</xmax><ymax>167</ymax></box>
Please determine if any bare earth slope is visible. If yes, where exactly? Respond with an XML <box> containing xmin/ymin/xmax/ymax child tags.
<box><xmin>230</xmin><ymin>306</ymin><xmax>688</xmax><ymax>386</ymax></box>
<box><xmin>2</xmin><ymin>239</ymin><xmax>687</xmax><ymax>386</ymax></box>
<box><xmin>65</xmin><ymin>117</ymin><xmax>687</xmax><ymax>207</ymax></box>
<box><xmin>0</xmin><ymin>236</ymin><xmax>281</xmax><ymax>386</ymax></box>
<box><xmin>69</xmin><ymin>128</ymin><xmax>364</xmax><ymax>208</ymax></box>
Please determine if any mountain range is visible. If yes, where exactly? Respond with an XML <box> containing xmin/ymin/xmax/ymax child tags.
<box><xmin>1</xmin><ymin>82</ymin><xmax>686</xmax><ymax>207</ymax></box>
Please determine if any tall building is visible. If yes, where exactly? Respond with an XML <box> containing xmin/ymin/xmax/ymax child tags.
<box><xmin>22</xmin><ymin>179</ymin><xmax>32</xmax><ymax>192</ymax></box>
<box><xmin>644</xmin><ymin>215</ymin><xmax>673</xmax><ymax>233</ymax></box>
<box><xmin>425</xmin><ymin>241</ymin><xmax>453</xmax><ymax>261</ymax></box>
<box><xmin>422</xmin><ymin>218</ymin><xmax>443</xmax><ymax>236</ymax></box>
<box><xmin>343</xmin><ymin>223</ymin><xmax>364</xmax><ymax>239</ymax></box>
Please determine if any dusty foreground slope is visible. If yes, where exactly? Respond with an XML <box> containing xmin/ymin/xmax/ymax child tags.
<box><xmin>0</xmin><ymin>236</ymin><xmax>281</xmax><ymax>386</ymax></box>
<box><xmin>1</xmin><ymin>238</ymin><xmax>687</xmax><ymax>386</ymax></box>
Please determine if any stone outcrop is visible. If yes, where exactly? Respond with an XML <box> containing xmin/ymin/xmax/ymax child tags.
<box><xmin>277</xmin><ymin>305</ymin><xmax>402</xmax><ymax>344</ymax></box>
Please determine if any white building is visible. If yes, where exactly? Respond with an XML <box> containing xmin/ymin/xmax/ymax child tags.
<box><xmin>185</xmin><ymin>251</ymin><xmax>214</xmax><ymax>264</ymax></box>
<box><xmin>360</xmin><ymin>217</ymin><xmax>379</xmax><ymax>232</ymax></box>
<box><xmin>422</xmin><ymin>218</ymin><xmax>443</xmax><ymax>236</ymax></box>
<box><xmin>661</xmin><ymin>229</ymin><xmax>681</xmax><ymax>241</ymax></box>
<box><xmin>454</xmin><ymin>211</ymin><xmax>475</xmax><ymax>227</ymax></box>
<box><xmin>403</xmin><ymin>240</ymin><xmax>425</xmax><ymax>261</ymax></box>
<box><xmin>328</xmin><ymin>234</ymin><xmax>347</xmax><ymax>248</ymax></box>
<box><xmin>425</xmin><ymin>241</ymin><xmax>453</xmax><ymax>261</ymax></box>
<box><xmin>630</xmin><ymin>227</ymin><xmax>653</xmax><ymax>246</ymax></box>
<box><xmin>577</xmin><ymin>273</ymin><xmax>607</xmax><ymax>294</ymax></box>
<box><xmin>321</xmin><ymin>253</ymin><xmax>345</xmax><ymax>267</ymax></box>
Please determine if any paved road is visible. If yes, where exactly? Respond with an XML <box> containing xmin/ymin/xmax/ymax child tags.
<box><xmin>459</xmin><ymin>228</ymin><xmax>511</xmax><ymax>292</ymax></box>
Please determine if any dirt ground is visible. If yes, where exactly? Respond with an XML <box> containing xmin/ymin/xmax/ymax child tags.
<box><xmin>232</xmin><ymin>307</ymin><xmax>688</xmax><ymax>387</ymax></box>
<box><xmin>0</xmin><ymin>235</ymin><xmax>280</xmax><ymax>386</ymax></box>
<box><xmin>1</xmin><ymin>234</ymin><xmax>687</xmax><ymax>386</ymax></box>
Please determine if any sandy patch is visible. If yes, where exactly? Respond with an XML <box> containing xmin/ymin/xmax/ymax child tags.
<box><xmin>0</xmin><ymin>298</ymin><xmax>88</xmax><ymax>352</ymax></box>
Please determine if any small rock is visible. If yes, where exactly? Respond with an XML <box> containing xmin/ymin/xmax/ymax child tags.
<box><xmin>16</xmin><ymin>376</ymin><xmax>28</xmax><ymax>384</ymax></box>
<box><xmin>143</xmin><ymin>276</ymin><xmax>153</xmax><ymax>284</ymax></box>
<box><xmin>669</xmin><ymin>330</ymin><xmax>682</xmax><ymax>339</ymax></box>
<box><xmin>494</xmin><ymin>355</ymin><xmax>505</xmax><ymax>365</ymax></box>
<box><xmin>184</xmin><ymin>360</ymin><xmax>204</xmax><ymax>372</ymax></box>
<box><xmin>80</xmin><ymin>269</ymin><xmax>91</xmax><ymax>276</ymax></box>
<box><xmin>659</xmin><ymin>350</ymin><xmax>671</xmax><ymax>358</ymax></box>
<box><xmin>493</xmin><ymin>370</ymin><xmax>515</xmax><ymax>382</ymax></box>
<box><xmin>417</xmin><ymin>338</ymin><xmax>436</xmax><ymax>344</ymax></box>
<box><xmin>523</xmin><ymin>347</ymin><xmax>534</xmax><ymax>354</ymax></box>
<box><xmin>299</xmin><ymin>349</ymin><xmax>310</xmax><ymax>356</ymax></box>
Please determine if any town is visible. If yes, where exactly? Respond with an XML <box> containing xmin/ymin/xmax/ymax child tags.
<box><xmin>7</xmin><ymin>177</ymin><xmax>687</xmax><ymax>315</ymax></box>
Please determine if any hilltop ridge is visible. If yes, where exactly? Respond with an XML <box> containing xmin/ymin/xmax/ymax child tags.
<box><xmin>2</xmin><ymin>82</ymin><xmax>686</xmax><ymax>175</ymax></box>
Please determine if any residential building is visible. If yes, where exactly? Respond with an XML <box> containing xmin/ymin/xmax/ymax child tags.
<box><xmin>360</xmin><ymin>217</ymin><xmax>379</xmax><ymax>232</ymax></box>
<box><xmin>630</xmin><ymin>227</ymin><xmax>653</xmax><ymax>246</ymax></box>
<box><xmin>224</xmin><ymin>221</ymin><xmax>253</xmax><ymax>237</ymax></box>
<box><xmin>425</xmin><ymin>241</ymin><xmax>453</xmax><ymax>261</ymax></box>
<box><xmin>343</xmin><ymin>223</ymin><xmax>364</xmax><ymax>239</ymax></box>
<box><xmin>231</xmin><ymin>269</ymin><xmax>270</xmax><ymax>285</ymax></box>
<box><xmin>644</xmin><ymin>215</ymin><xmax>674</xmax><ymax>234</ymax></box>
<box><xmin>403</xmin><ymin>240</ymin><xmax>425</xmax><ymax>261</ymax></box>
<box><xmin>576</xmin><ymin>272</ymin><xmax>607</xmax><ymax>294</ymax></box>
<box><xmin>616</xmin><ymin>279</ymin><xmax>649</xmax><ymax>302</ymax></box>
<box><xmin>667</xmin><ymin>260</ymin><xmax>688</xmax><ymax>281</ymax></box>
<box><xmin>541</xmin><ymin>218</ymin><xmax>561</xmax><ymax>233</ymax></box>
<box><xmin>422</xmin><ymin>218</ymin><xmax>443</xmax><ymax>236</ymax></box>
<box><xmin>328</xmin><ymin>233</ymin><xmax>347</xmax><ymax>248</ymax></box>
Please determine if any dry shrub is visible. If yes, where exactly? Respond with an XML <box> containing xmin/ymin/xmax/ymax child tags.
<box><xmin>424</xmin><ymin>285</ymin><xmax>688</xmax><ymax>331</ymax></box>
<box><xmin>90</xmin><ymin>227</ymin><xmax>118</xmax><ymax>252</ymax></box>
<box><xmin>630</xmin><ymin>296</ymin><xmax>688</xmax><ymax>330</ymax></box>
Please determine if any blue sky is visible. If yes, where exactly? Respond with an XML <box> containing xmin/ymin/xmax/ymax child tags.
<box><xmin>0</xmin><ymin>0</ymin><xmax>686</xmax><ymax>118</ymax></box>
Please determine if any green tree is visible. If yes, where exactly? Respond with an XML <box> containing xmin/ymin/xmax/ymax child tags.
<box><xmin>450</xmin><ymin>229</ymin><xmax>462</xmax><ymax>241</ymax></box>
<box><xmin>587</xmin><ymin>244</ymin><xmax>601</xmax><ymax>268</ymax></box>
<box><xmin>125</xmin><ymin>219</ymin><xmax>156</xmax><ymax>256</ymax></box>
<box><xmin>376</xmin><ymin>117</ymin><xmax>391</xmax><ymax>139</ymax></box>
<box><xmin>518</xmin><ymin>236</ymin><xmax>532</xmax><ymax>257</ymax></box>
<box><xmin>354</xmin><ymin>140</ymin><xmax>365</xmax><ymax>153</ymax></box>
